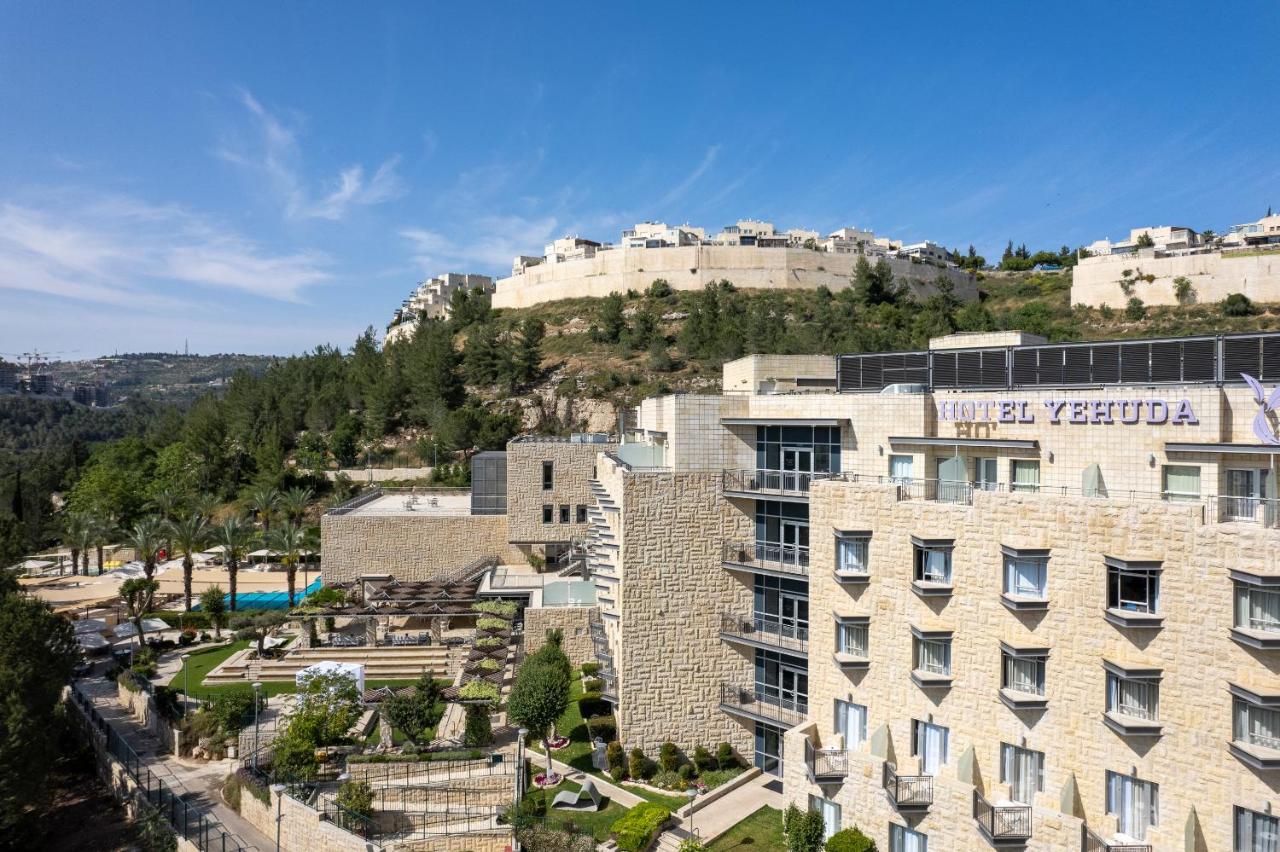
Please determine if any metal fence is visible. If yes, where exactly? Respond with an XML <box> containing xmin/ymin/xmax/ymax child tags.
<box><xmin>67</xmin><ymin>684</ymin><xmax>250</xmax><ymax>852</ymax></box>
<box><xmin>974</xmin><ymin>790</ymin><xmax>1032</xmax><ymax>841</ymax></box>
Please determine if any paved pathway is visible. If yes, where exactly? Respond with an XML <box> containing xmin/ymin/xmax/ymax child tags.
<box><xmin>666</xmin><ymin>771</ymin><xmax>783</xmax><ymax>845</ymax></box>
<box><xmin>79</xmin><ymin>676</ymin><xmax>273</xmax><ymax>851</ymax></box>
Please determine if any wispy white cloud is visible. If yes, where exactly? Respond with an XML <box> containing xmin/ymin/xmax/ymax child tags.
<box><xmin>657</xmin><ymin>144</ymin><xmax>721</xmax><ymax>208</ymax></box>
<box><xmin>400</xmin><ymin>214</ymin><xmax>560</xmax><ymax>274</ymax></box>
<box><xmin>0</xmin><ymin>193</ymin><xmax>331</xmax><ymax>308</ymax></box>
<box><xmin>220</xmin><ymin>89</ymin><xmax>406</xmax><ymax>221</ymax></box>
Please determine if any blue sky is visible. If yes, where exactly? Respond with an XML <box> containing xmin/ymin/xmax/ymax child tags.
<box><xmin>1</xmin><ymin>2</ymin><xmax>1277</xmax><ymax>357</ymax></box>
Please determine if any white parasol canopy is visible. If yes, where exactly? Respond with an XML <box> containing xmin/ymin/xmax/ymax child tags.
<box><xmin>77</xmin><ymin>633</ymin><xmax>110</xmax><ymax>650</ymax></box>
<box><xmin>73</xmin><ymin>618</ymin><xmax>109</xmax><ymax>635</ymax></box>
<box><xmin>114</xmin><ymin>617</ymin><xmax>172</xmax><ymax>638</ymax></box>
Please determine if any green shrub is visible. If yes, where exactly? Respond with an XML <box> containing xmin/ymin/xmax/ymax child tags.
<box><xmin>659</xmin><ymin>741</ymin><xmax>679</xmax><ymax>772</ymax></box>
<box><xmin>1223</xmin><ymin>292</ymin><xmax>1257</xmax><ymax>317</ymax></box>
<box><xmin>628</xmin><ymin>747</ymin><xmax>650</xmax><ymax>781</ymax></box>
<box><xmin>647</xmin><ymin>279</ymin><xmax>673</xmax><ymax>298</ymax></box>
<box><xmin>580</xmin><ymin>662</ymin><xmax>601</xmax><ymax>677</ymax></box>
<box><xmin>826</xmin><ymin>826</ymin><xmax>877</xmax><ymax>852</ymax></box>
<box><xmin>692</xmin><ymin>745</ymin><xmax>714</xmax><ymax>773</ymax></box>
<box><xmin>584</xmin><ymin>714</ymin><xmax>616</xmax><ymax>742</ymax></box>
<box><xmin>606</xmin><ymin>740</ymin><xmax>626</xmax><ymax>778</ymax></box>
<box><xmin>611</xmin><ymin>802</ymin><xmax>670</xmax><ymax>852</ymax></box>
<box><xmin>699</xmin><ymin>767</ymin><xmax>744</xmax><ymax>789</ymax></box>
<box><xmin>459</xmin><ymin>680</ymin><xmax>501</xmax><ymax>702</ymax></box>
<box><xmin>783</xmin><ymin>803</ymin><xmax>801</xmax><ymax>837</ymax></box>
<box><xmin>476</xmin><ymin>636</ymin><xmax>505</xmax><ymax>649</ymax></box>
<box><xmin>348</xmin><ymin>749</ymin><xmax>483</xmax><ymax>764</ymax></box>
<box><xmin>677</xmin><ymin>763</ymin><xmax>694</xmax><ymax>781</ymax></box>
<box><xmin>650</xmin><ymin>770</ymin><xmax>684</xmax><ymax>791</ymax></box>
<box><xmin>1125</xmin><ymin>296</ymin><xmax>1146</xmax><ymax>320</ymax></box>
<box><xmin>788</xmin><ymin>809</ymin><xmax>826</xmax><ymax>852</ymax></box>
<box><xmin>208</xmin><ymin>688</ymin><xmax>255</xmax><ymax>735</ymax></box>
<box><xmin>302</xmin><ymin>587</ymin><xmax>347</xmax><ymax>607</ymax></box>
<box><xmin>336</xmin><ymin>780</ymin><xmax>374</xmax><ymax>820</ymax></box>
<box><xmin>582</xmin><ymin>677</ymin><xmax>603</xmax><ymax>693</ymax></box>
<box><xmin>476</xmin><ymin>616</ymin><xmax>509</xmax><ymax>632</ymax></box>
<box><xmin>476</xmin><ymin>658</ymin><xmax>502</xmax><ymax>673</ymax></box>
<box><xmin>472</xmin><ymin>601</ymin><xmax>518</xmax><ymax>619</ymax></box>
<box><xmin>578</xmin><ymin>695</ymin><xmax>611</xmax><ymax>718</ymax></box>
<box><xmin>464</xmin><ymin>705</ymin><xmax>493</xmax><ymax>747</ymax></box>
<box><xmin>716</xmin><ymin>742</ymin><xmax>738</xmax><ymax>769</ymax></box>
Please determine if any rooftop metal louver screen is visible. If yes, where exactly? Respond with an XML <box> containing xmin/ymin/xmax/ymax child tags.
<box><xmin>835</xmin><ymin>332</ymin><xmax>1280</xmax><ymax>392</ymax></box>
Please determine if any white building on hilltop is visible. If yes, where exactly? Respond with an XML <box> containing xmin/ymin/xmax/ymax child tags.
<box><xmin>385</xmin><ymin>272</ymin><xmax>494</xmax><ymax>344</ymax></box>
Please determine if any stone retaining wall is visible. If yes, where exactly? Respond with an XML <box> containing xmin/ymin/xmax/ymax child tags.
<box><xmin>523</xmin><ymin>605</ymin><xmax>596</xmax><ymax>669</ymax></box>
<box><xmin>321</xmin><ymin>513</ymin><xmax>525</xmax><ymax>583</ymax></box>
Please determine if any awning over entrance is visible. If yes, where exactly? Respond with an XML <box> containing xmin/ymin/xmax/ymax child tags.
<box><xmin>721</xmin><ymin>418</ymin><xmax>844</xmax><ymax>426</ymax></box>
<box><xmin>889</xmin><ymin>436</ymin><xmax>1040</xmax><ymax>450</ymax></box>
<box><xmin>1165</xmin><ymin>442</ymin><xmax>1280</xmax><ymax>455</ymax></box>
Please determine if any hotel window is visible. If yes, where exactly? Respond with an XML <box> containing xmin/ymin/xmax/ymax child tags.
<box><xmin>1010</xmin><ymin>460</ymin><xmax>1040</xmax><ymax>493</ymax></box>
<box><xmin>1235</xmin><ymin>577</ymin><xmax>1280</xmax><ymax>638</ymax></box>
<box><xmin>1105</xmin><ymin>664</ymin><xmax>1160</xmax><ymax>723</ymax></box>
<box><xmin>1236</xmin><ymin>807</ymin><xmax>1280</xmax><ymax>852</ymax></box>
<box><xmin>999</xmin><ymin>743</ymin><xmax>1044</xmax><ymax>805</ymax></box>
<box><xmin>542</xmin><ymin>460</ymin><xmax>554</xmax><ymax>490</ymax></box>
<box><xmin>1106</xmin><ymin>558</ymin><xmax>1160</xmax><ymax>619</ymax></box>
<box><xmin>910</xmin><ymin>719</ymin><xmax>949</xmax><ymax>774</ymax></box>
<box><xmin>808</xmin><ymin>795</ymin><xmax>840</xmax><ymax>842</ymax></box>
<box><xmin>912</xmin><ymin>539</ymin><xmax>953</xmax><ymax>585</ymax></box>
<box><xmin>1232</xmin><ymin>687</ymin><xmax>1280</xmax><ymax>754</ymax></box>
<box><xmin>835</xmin><ymin>699</ymin><xmax>867</xmax><ymax>747</ymax></box>
<box><xmin>835</xmin><ymin>534</ymin><xmax>869</xmax><ymax>577</ymax></box>
<box><xmin>559</xmin><ymin>504</ymin><xmax>570</xmax><ymax>524</ymax></box>
<box><xmin>1224</xmin><ymin>468</ymin><xmax>1270</xmax><ymax>520</ymax></box>
<box><xmin>1105</xmin><ymin>772</ymin><xmax>1158</xmax><ymax>841</ymax></box>
<box><xmin>1161</xmin><ymin>464</ymin><xmax>1200</xmax><ymax>502</ymax></box>
<box><xmin>911</xmin><ymin>629</ymin><xmax>952</xmax><ymax>681</ymax></box>
<box><xmin>542</xmin><ymin>504</ymin><xmax>553</xmax><ymax>524</ymax></box>
<box><xmin>576</xmin><ymin>504</ymin><xmax>587</xmax><ymax>523</ymax></box>
<box><xmin>889</xmin><ymin>824</ymin><xmax>927</xmax><ymax>852</ymax></box>
<box><xmin>976</xmin><ymin>457</ymin><xmax>998</xmax><ymax>491</ymax></box>
<box><xmin>755</xmin><ymin>425</ymin><xmax>841</xmax><ymax>474</ymax></box>
<box><xmin>1003</xmin><ymin>549</ymin><xmax>1048</xmax><ymax>601</ymax></box>
<box><xmin>1001</xmin><ymin>645</ymin><xmax>1046</xmax><ymax>696</ymax></box>
<box><xmin>888</xmin><ymin>454</ymin><xmax>914</xmax><ymax>484</ymax></box>
<box><xmin>836</xmin><ymin>619</ymin><xmax>868</xmax><ymax>658</ymax></box>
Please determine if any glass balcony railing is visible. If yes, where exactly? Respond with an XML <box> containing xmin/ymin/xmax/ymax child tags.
<box><xmin>722</xmin><ymin>468</ymin><xmax>835</xmax><ymax>498</ymax></box>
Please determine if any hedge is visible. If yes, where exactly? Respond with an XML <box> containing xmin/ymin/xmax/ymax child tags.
<box><xmin>145</xmin><ymin>609</ymin><xmax>269</xmax><ymax>630</ymax></box>
<box><xmin>578</xmin><ymin>695</ymin><xmax>611</xmax><ymax>719</ymax></box>
<box><xmin>580</xmin><ymin>662</ymin><xmax>601</xmax><ymax>676</ymax></box>
<box><xmin>611</xmin><ymin>803</ymin><xmax>670</xmax><ymax>852</ymax></box>
<box><xmin>471</xmin><ymin>601</ymin><xmax>518</xmax><ymax>619</ymax></box>
<box><xmin>584</xmin><ymin>714</ymin><xmax>616</xmax><ymax>742</ymax></box>
<box><xmin>348</xmin><ymin>749</ymin><xmax>484</xmax><ymax>764</ymax></box>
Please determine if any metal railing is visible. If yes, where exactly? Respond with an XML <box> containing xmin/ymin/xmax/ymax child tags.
<box><xmin>805</xmin><ymin>740</ymin><xmax>849</xmax><ymax>781</ymax></box>
<box><xmin>974</xmin><ymin>791</ymin><xmax>1032</xmax><ymax>841</ymax></box>
<box><xmin>67</xmin><ymin>684</ymin><xmax>249</xmax><ymax>851</ymax></box>
<box><xmin>722</xmin><ymin>540</ymin><xmax>810</xmax><ymax>576</ymax></box>
<box><xmin>718</xmin><ymin>682</ymin><xmax>807</xmax><ymax>728</ymax></box>
<box><xmin>883</xmin><ymin>762</ymin><xmax>932</xmax><ymax>808</ymax></box>
<box><xmin>373</xmin><ymin>805</ymin><xmax>507</xmax><ymax>839</ymax></box>
<box><xmin>325</xmin><ymin>488</ymin><xmax>386</xmax><ymax>515</ymax></box>
<box><xmin>319</xmin><ymin>796</ymin><xmax>379</xmax><ymax>840</ymax></box>
<box><xmin>722</xmin><ymin>468</ymin><xmax>835</xmax><ymax>497</ymax></box>
<box><xmin>443</xmin><ymin>555</ymin><xmax>499</xmax><ymax>586</ymax></box>
<box><xmin>346</xmin><ymin>755</ymin><xmax>510</xmax><ymax>787</ymax></box>
<box><xmin>1082</xmin><ymin>826</ymin><xmax>1152</xmax><ymax>852</ymax></box>
<box><xmin>720</xmin><ymin>612</ymin><xmax>809</xmax><ymax>652</ymax></box>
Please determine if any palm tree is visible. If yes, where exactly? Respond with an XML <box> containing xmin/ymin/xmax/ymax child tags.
<box><xmin>124</xmin><ymin>517</ymin><xmax>166</xmax><ymax>581</ymax></box>
<box><xmin>168</xmin><ymin>515</ymin><xmax>210</xmax><ymax>611</ymax></box>
<box><xmin>149</xmin><ymin>488</ymin><xmax>185</xmax><ymax>558</ymax></box>
<box><xmin>88</xmin><ymin>514</ymin><xmax>114</xmax><ymax>575</ymax></box>
<box><xmin>189</xmin><ymin>493</ymin><xmax>221</xmax><ymax>523</ymax></box>
<box><xmin>244</xmin><ymin>486</ymin><xmax>280</xmax><ymax>536</ymax></box>
<box><xmin>300</xmin><ymin>525</ymin><xmax>320</xmax><ymax>601</ymax></box>
<box><xmin>268</xmin><ymin>522</ymin><xmax>306</xmax><ymax>608</ymax></box>
<box><xmin>63</xmin><ymin>514</ymin><xmax>89</xmax><ymax>576</ymax></box>
<box><xmin>278</xmin><ymin>487</ymin><xmax>314</xmax><ymax>526</ymax></box>
<box><xmin>213</xmin><ymin>517</ymin><xmax>255</xmax><ymax>612</ymax></box>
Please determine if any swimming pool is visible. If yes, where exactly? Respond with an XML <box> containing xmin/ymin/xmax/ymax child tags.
<box><xmin>193</xmin><ymin>576</ymin><xmax>324</xmax><ymax>611</ymax></box>
<box><xmin>542</xmin><ymin>580</ymin><xmax>596</xmax><ymax>606</ymax></box>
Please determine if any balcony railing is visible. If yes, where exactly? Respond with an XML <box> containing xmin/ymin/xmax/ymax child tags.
<box><xmin>720</xmin><ymin>612</ymin><xmax>809</xmax><ymax>653</ymax></box>
<box><xmin>1082</xmin><ymin>827</ymin><xmax>1151</xmax><ymax>852</ymax></box>
<box><xmin>722</xmin><ymin>468</ymin><xmax>834</xmax><ymax>498</ymax></box>
<box><xmin>974</xmin><ymin>791</ymin><xmax>1032</xmax><ymax>843</ymax></box>
<box><xmin>718</xmin><ymin>682</ymin><xmax>807</xmax><ymax>728</ymax></box>
<box><xmin>722</xmin><ymin>540</ymin><xmax>810</xmax><ymax>577</ymax></box>
<box><xmin>805</xmin><ymin>740</ymin><xmax>849</xmax><ymax>782</ymax></box>
<box><xmin>882</xmin><ymin>762</ymin><xmax>932</xmax><ymax>809</ymax></box>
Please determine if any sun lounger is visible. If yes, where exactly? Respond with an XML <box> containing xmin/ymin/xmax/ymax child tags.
<box><xmin>551</xmin><ymin>777</ymin><xmax>603</xmax><ymax>811</ymax></box>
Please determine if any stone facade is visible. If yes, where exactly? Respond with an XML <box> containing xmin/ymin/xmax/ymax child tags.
<box><xmin>320</xmin><ymin>513</ymin><xmax>524</xmax><ymax>583</ymax></box>
<box><xmin>506</xmin><ymin>438</ymin><xmax>616</xmax><ymax>550</ymax></box>
<box><xmin>607</xmin><ymin>460</ymin><xmax>756</xmax><ymax>757</ymax></box>
<box><xmin>524</xmin><ymin>604</ymin><xmax>596</xmax><ymax>668</ymax></box>
<box><xmin>494</xmin><ymin>244</ymin><xmax>977</xmax><ymax>309</ymax></box>
<box><xmin>780</xmin><ymin>478</ymin><xmax>1280</xmax><ymax>850</ymax></box>
<box><xmin>1071</xmin><ymin>247</ymin><xmax>1280</xmax><ymax>307</ymax></box>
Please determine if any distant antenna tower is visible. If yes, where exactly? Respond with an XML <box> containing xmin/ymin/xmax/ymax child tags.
<box><xmin>185</xmin><ymin>338</ymin><xmax>189</xmax><ymax>356</ymax></box>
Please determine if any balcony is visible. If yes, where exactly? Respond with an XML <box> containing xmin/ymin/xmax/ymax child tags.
<box><xmin>720</xmin><ymin>612</ymin><xmax>809</xmax><ymax>654</ymax></box>
<box><xmin>600</xmin><ymin>672</ymin><xmax>618</xmax><ymax>703</ymax></box>
<box><xmin>722</xmin><ymin>468</ymin><xmax>831</xmax><ymax>502</ymax></box>
<box><xmin>805</xmin><ymin>740</ymin><xmax>849</xmax><ymax>783</ymax></box>
<box><xmin>722</xmin><ymin>540</ymin><xmax>810</xmax><ymax>579</ymax></box>
<box><xmin>1081</xmin><ymin>827</ymin><xmax>1151</xmax><ymax>852</ymax></box>
<box><xmin>718</xmin><ymin>682</ymin><xmax>808</xmax><ymax>728</ymax></box>
<box><xmin>882</xmin><ymin>762</ymin><xmax>932</xmax><ymax>809</ymax></box>
<box><xmin>974</xmin><ymin>791</ymin><xmax>1032</xmax><ymax>845</ymax></box>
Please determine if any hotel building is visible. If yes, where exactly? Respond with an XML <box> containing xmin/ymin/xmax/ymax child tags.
<box><xmin>584</xmin><ymin>330</ymin><xmax>1280</xmax><ymax>852</ymax></box>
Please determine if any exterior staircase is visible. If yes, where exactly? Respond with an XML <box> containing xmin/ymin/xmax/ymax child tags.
<box><xmin>204</xmin><ymin>643</ymin><xmax>459</xmax><ymax>684</ymax></box>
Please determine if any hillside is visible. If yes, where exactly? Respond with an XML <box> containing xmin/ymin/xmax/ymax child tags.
<box><xmin>50</xmin><ymin>352</ymin><xmax>277</xmax><ymax>402</ymax></box>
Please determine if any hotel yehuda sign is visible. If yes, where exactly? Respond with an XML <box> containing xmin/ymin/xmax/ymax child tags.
<box><xmin>937</xmin><ymin>397</ymin><xmax>1199</xmax><ymax>426</ymax></box>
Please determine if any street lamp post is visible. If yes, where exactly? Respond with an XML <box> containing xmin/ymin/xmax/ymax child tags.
<box><xmin>270</xmin><ymin>783</ymin><xmax>286</xmax><ymax>852</ymax></box>
<box><xmin>687</xmin><ymin>786</ymin><xmax>698</xmax><ymax>839</ymax></box>
<box><xmin>252</xmin><ymin>681</ymin><xmax>263</xmax><ymax>769</ymax></box>
<box><xmin>180</xmin><ymin>653</ymin><xmax>191</xmax><ymax>716</ymax></box>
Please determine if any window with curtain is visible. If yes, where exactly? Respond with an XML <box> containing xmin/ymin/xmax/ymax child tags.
<box><xmin>837</xmin><ymin>537</ymin><xmax>869</xmax><ymax>575</ymax></box>
<box><xmin>1108</xmin><ymin>564</ymin><xmax>1160</xmax><ymax>613</ymax></box>
<box><xmin>1004</xmin><ymin>555</ymin><xmax>1047</xmax><ymax>598</ymax></box>
<box><xmin>1161</xmin><ymin>464</ymin><xmax>1201</xmax><ymax>502</ymax></box>
<box><xmin>914</xmin><ymin>636</ymin><xmax>951</xmax><ymax>675</ymax></box>
<box><xmin>1107</xmin><ymin>672</ymin><xmax>1159</xmax><ymax>721</ymax></box>
<box><xmin>999</xmin><ymin>743</ymin><xmax>1044</xmax><ymax>804</ymax></box>
<box><xmin>889</xmin><ymin>454</ymin><xmax>914</xmax><ymax>483</ymax></box>
<box><xmin>1002</xmin><ymin>652</ymin><xmax>1046</xmax><ymax>696</ymax></box>
<box><xmin>889</xmin><ymin>823</ymin><xmax>927</xmax><ymax>852</ymax></box>
<box><xmin>837</xmin><ymin>621</ymin><xmax>868</xmax><ymax>657</ymax></box>
<box><xmin>1011</xmin><ymin>460</ymin><xmax>1040</xmax><ymax>492</ymax></box>
<box><xmin>911</xmin><ymin>720</ymin><xmax>948</xmax><ymax>773</ymax></box>
<box><xmin>1236</xmin><ymin>806</ymin><xmax>1280</xmax><ymax>852</ymax></box>
<box><xmin>1105</xmin><ymin>772</ymin><xmax>1158</xmax><ymax>840</ymax></box>
<box><xmin>835</xmin><ymin>699</ymin><xmax>867</xmax><ymax>747</ymax></box>
<box><xmin>1236</xmin><ymin>582</ymin><xmax>1280</xmax><ymax>633</ymax></box>
<box><xmin>1234</xmin><ymin>697</ymin><xmax>1280</xmax><ymax>751</ymax></box>
<box><xmin>914</xmin><ymin>545</ymin><xmax>952</xmax><ymax>583</ymax></box>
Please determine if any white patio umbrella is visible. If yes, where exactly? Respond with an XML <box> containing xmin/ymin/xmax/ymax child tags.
<box><xmin>76</xmin><ymin>632</ymin><xmax>110</xmax><ymax>650</ymax></box>
<box><xmin>73</xmin><ymin>618</ymin><xmax>109</xmax><ymax>635</ymax></box>
<box><xmin>113</xmin><ymin>617</ymin><xmax>171</xmax><ymax>638</ymax></box>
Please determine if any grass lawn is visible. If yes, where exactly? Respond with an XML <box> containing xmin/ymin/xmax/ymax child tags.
<box><xmin>529</xmin><ymin>671</ymin><xmax>691</xmax><ymax>813</ymax></box>
<box><xmin>705</xmin><ymin>806</ymin><xmax>785</xmax><ymax>851</ymax></box>
<box><xmin>537</xmin><ymin>779</ymin><xmax>629</xmax><ymax>842</ymax></box>
<box><xmin>174</xmin><ymin>641</ymin><xmax>419</xmax><ymax>699</ymax></box>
